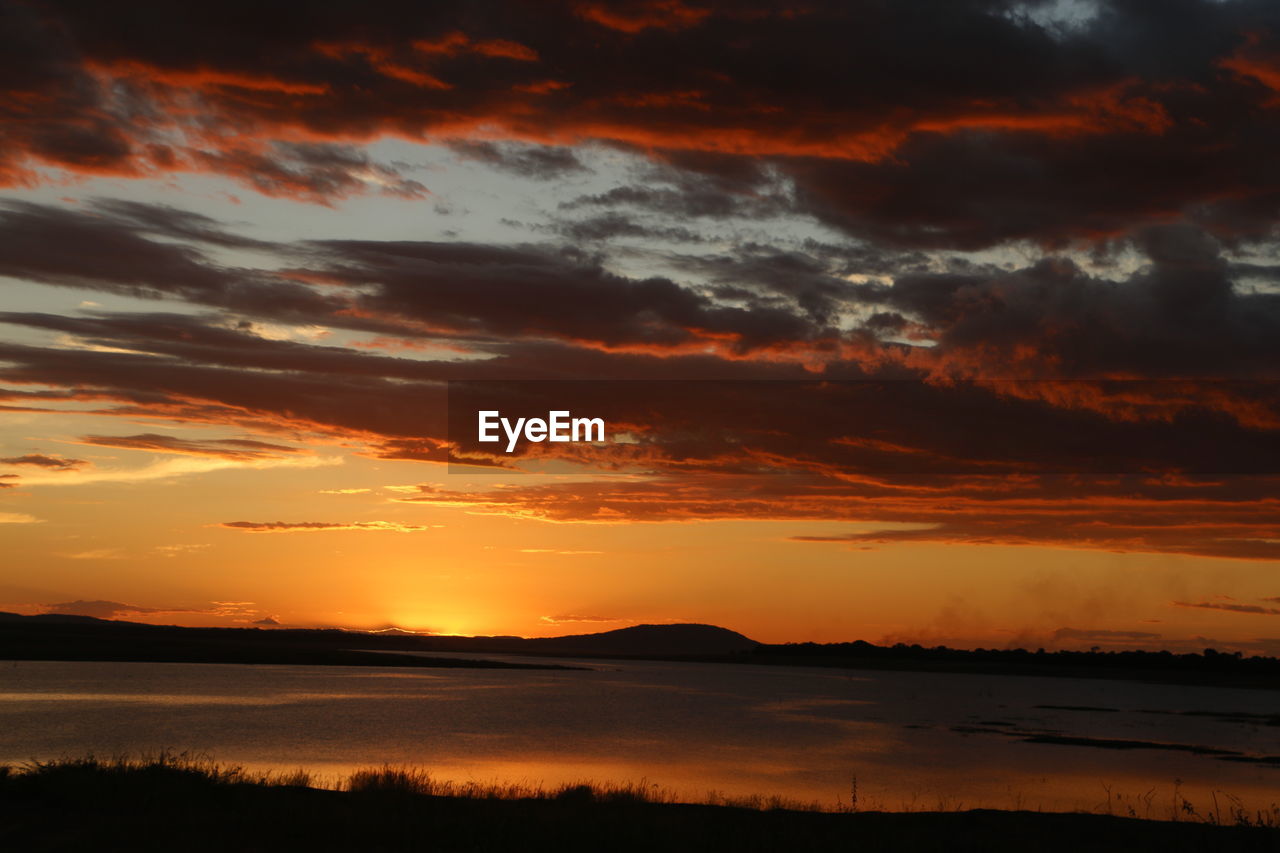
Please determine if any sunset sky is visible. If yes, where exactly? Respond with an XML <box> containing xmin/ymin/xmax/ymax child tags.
<box><xmin>2</xmin><ymin>0</ymin><xmax>1280</xmax><ymax>652</ymax></box>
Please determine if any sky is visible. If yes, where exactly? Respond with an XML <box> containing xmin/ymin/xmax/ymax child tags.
<box><xmin>2</xmin><ymin>0</ymin><xmax>1279</xmax><ymax>652</ymax></box>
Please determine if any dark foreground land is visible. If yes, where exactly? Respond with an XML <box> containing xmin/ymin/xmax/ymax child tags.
<box><xmin>1</xmin><ymin>758</ymin><xmax>1276</xmax><ymax>853</ymax></box>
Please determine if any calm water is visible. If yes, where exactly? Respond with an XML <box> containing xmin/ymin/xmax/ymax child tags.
<box><xmin>1</xmin><ymin>655</ymin><xmax>1277</xmax><ymax>815</ymax></box>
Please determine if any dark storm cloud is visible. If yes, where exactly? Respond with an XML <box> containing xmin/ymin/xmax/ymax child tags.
<box><xmin>548</xmin><ymin>212</ymin><xmax>706</xmax><ymax>244</ymax></box>
<box><xmin>783</xmin><ymin>115</ymin><xmax>1280</xmax><ymax>250</ymax></box>
<box><xmin>88</xmin><ymin>199</ymin><xmax>274</xmax><ymax>250</ymax></box>
<box><xmin>0</xmin><ymin>202</ymin><xmax>344</xmax><ymax>322</ymax></box>
<box><xmin>4</xmin><ymin>198</ymin><xmax>1280</xmax><ymax>405</ymax></box>
<box><xmin>0</xmin><ymin>337</ymin><xmax>449</xmax><ymax>455</ymax></box>
<box><xmin>856</xmin><ymin>225</ymin><xmax>1280</xmax><ymax>381</ymax></box>
<box><xmin>0</xmin><ymin>201</ymin><xmax>246</xmax><ymax>296</ymax></box>
<box><xmin>0</xmin><ymin>309</ymin><xmax>835</xmax><ymax>384</ymax></box>
<box><xmin>0</xmin><ymin>201</ymin><xmax>827</xmax><ymax>354</ymax></box>
<box><xmin>445</xmin><ymin>140</ymin><xmax>589</xmax><ymax>180</ymax></box>
<box><xmin>191</xmin><ymin>142</ymin><xmax>428</xmax><ymax>203</ymax></box>
<box><xmin>445</xmin><ymin>377</ymin><xmax>1280</xmax><ymax>477</ymax></box>
<box><xmin>666</xmin><ymin>243</ymin><xmax>907</xmax><ymax>323</ymax></box>
<box><xmin>309</xmin><ymin>237</ymin><xmax>823</xmax><ymax>351</ymax></box>
<box><xmin>5</xmin><ymin>300</ymin><xmax>1278</xmax><ymax>484</ymax></box>
<box><xmin>560</xmin><ymin>172</ymin><xmax>790</xmax><ymax>222</ymax></box>
<box><xmin>6</xmin><ymin>1</ymin><xmax>1280</xmax><ymax>246</ymax></box>
<box><xmin>0</xmin><ymin>311</ymin><xmax>464</xmax><ymax>381</ymax></box>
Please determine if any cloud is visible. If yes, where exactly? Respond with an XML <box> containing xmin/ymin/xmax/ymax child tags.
<box><xmin>6</xmin><ymin>1</ymin><xmax>1280</xmax><ymax>658</ymax></box>
<box><xmin>1052</xmin><ymin>628</ymin><xmax>1162</xmax><ymax>642</ymax></box>
<box><xmin>0</xmin><ymin>200</ymin><xmax>281</xmax><ymax>303</ymax></box>
<box><xmin>548</xmin><ymin>212</ymin><xmax>707</xmax><ymax>244</ymax></box>
<box><xmin>77</xmin><ymin>433</ymin><xmax>303</xmax><ymax>460</ymax></box>
<box><xmin>219</xmin><ymin>520</ymin><xmax>434</xmax><ymax>532</ymax></box>
<box><xmin>852</xmin><ymin>225</ymin><xmax>1280</xmax><ymax>384</ymax></box>
<box><xmin>520</xmin><ymin>548</ymin><xmax>603</xmax><ymax>555</ymax></box>
<box><xmin>6</xmin><ymin>200</ymin><xmax>1280</xmax><ymax>386</ymax></box>
<box><xmin>576</xmin><ymin>0</ymin><xmax>711</xmax><ymax>33</ymax></box>
<box><xmin>190</xmin><ymin>142</ymin><xmax>428</xmax><ymax>204</ymax></box>
<box><xmin>0</xmin><ymin>512</ymin><xmax>42</xmax><ymax>524</ymax></box>
<box><xmin>0</xmin><ymin>202</ymin><xmax>822</xmax><ymax>358</ymax></box>
<box><xmin>3</xmin><ymin>451</ymin><xmax>338</xmax><ymax>488</ymax></box>
<box><xmin>446</xmin><ymin>140</ymin><xmax>588</xmax><ymax>179</ymax></box>
<box><xmin>153</xmin><ymin>543</ymin><xmax>210</xmax><ymax>557</ymax></box>
<box><xmin>312</xmin><ymin>237</ymin><xmax>822</xmax><ymax>354</ymax></box>
<box><xmin>0</xmin><ymin>200</ymin><xmax>1278</xmax><ymax>563</ymax></box>
<box><xmin>38</xmin><ymin>599</ymin><xmax>268</xmax><ymax>621</ymax></box>
<box><xmin>401</xmin><ymin>470</ymin><xmax>1280</xmax><ymax>561</ymax></box>
<box><xmin>1</xmin><ymin>290</ymin><xmax>1277</xmax><ymax>564</ymax></box>
<box><xmin>8</xmin><ymin>198</ymin><xmax>1280</xmax><ymax>389</ymax></box>
<box><xmin>559</xmin><ymin>169</ymin><xmax>791</xmax><ymax>222</ymax></box>
<box><xmin>56</xmin><ymin>549</ymin><xmax>125</xmax><ymax>560</ymax></box>
<box><xmin>4</xmin><ymin>0</ymin><xmax>1280</xmax><ymax>249</ymax></box>
<box><xmin>540</xmin><ymin>614</ymin><xmax>629</xmax><ymax>624</ymax></box>
<box><xmin>0</xmin><ymin>453</ymin><xmax>87</xmax><ymax>470</ymax></box>
<box><xmin>42</xmin><ymin>600</ymin><xmax>188</xmax><ymax>619</ymax></box>
<box><xmin>1173</xmin><ymin>600</ymin><xmax>1280</xmax><ymax>616</ymax></box>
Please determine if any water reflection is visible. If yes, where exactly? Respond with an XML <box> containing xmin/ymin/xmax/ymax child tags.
<box><xmin>0</xmin><ymin>657</ymin><xmax>1275</xmax><ymax>815</ymax></box>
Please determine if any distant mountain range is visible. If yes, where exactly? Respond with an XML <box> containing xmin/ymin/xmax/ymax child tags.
<box><xmin>3</xmin><ymin>612</ymin><xmax>1277</xmax><ymax>689</ymax></box>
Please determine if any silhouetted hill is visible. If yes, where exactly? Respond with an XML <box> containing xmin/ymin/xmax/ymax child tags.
<box><xmin>0</xmin><ymin>611</ymin><xmax>111</xmax><ymax>625</ymax></box>
<box><xmin>522</xmin><ymin>624</ymin><xmax>758</xmax><ymax>656</ymax></box>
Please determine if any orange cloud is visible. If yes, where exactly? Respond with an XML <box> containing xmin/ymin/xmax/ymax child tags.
<box><xmin>0</xmin><ymin>453</ymin><xmax>87</xmax><ymax>470</ymax></box>
<box><xmin>1</xmin><ymin>1</ymin><xmax>1256</xmax><ymax>235</ymax></box>
<box><xmin>398</xmin><ymin>474</ymin><xmax>1280</xmax><ymax>560</ymax></box>
<box><xmin>219</xmin><ymin>520</ymin><xmax>436</xmax><ymax>532</ymax></box>
<box><xmin>576</xmin><ymin>1</ymin><xmax>711</xmax><ymax>33</ymax></box>
<box><xmin>1219</xmin><ymin>32</ymin><xmax>1280</xmax><ymax>99</ymax></box>
<box><xmin>76</xmin><ymin>433</ymin><xmax>305</xmax><ymax>460</ymax></box>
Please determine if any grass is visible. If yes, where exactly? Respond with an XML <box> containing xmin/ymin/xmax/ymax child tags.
<box><xmin>344</xmin><ymin>763</ymin><xmax>829</xmax><ymax>811</ymax></box>
<box><xmin>9</xmin><ymin>751</ymin><xmax>316</xmax><ymax>789</ymax></box>
<box><xmin>10</xmin><ymin>750</ymin><xmax>830</xmax><ymax>811</ymax></box>
<box><xmin>2</xmin><ymin>753</ymin><xmax>1278</xmax><ymax>852</ymax></box>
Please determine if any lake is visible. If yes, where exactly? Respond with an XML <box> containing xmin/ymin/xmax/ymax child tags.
<box><xmin>1</xmin><ymin>655</ymin><xmax>1276</xmax><ymax>816</ymax></box>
